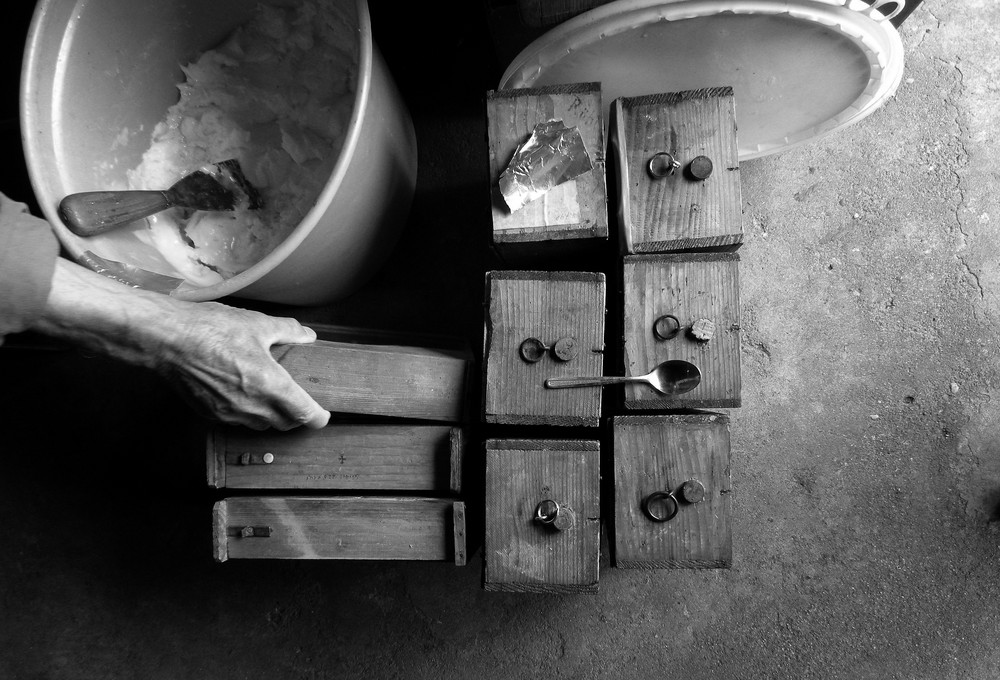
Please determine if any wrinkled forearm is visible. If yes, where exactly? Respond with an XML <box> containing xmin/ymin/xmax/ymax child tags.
<box><xmin>32</xmin><ymin>258</ymin><xmax>180</xmax><ymax>369</ymax></box>
<box><xmin>31</xmin><ymin>258</ymin><xmax>329</xmax><ymax>430</ymax></box>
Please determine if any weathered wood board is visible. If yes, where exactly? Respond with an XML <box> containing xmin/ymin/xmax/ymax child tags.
<box><xmin>612</xmin><ymin>414</ymin><xmax>731</xmax><ymax>569</ymax></box>
<box><xmin>484</xmin><ymin>439</ymin><xmax>601</xmax><ymax>592</ymax></box>
<box><xmin>207</xmin><ymin>424</ymin><xmax>463</xmax><ymax>492</ymax></box>
<box><xmin>484</xmin><ymin>271</ymin><xmax>606</xmax><ymax>426</ymax></box>
<box><xmin>487</xmin><ymin>83</ymin><xmax>608</xmax><ymax>246</ymax></box>
<box><xmin>622</xmin><ymin>253</ymin><xmax>741</xmax><ymax>410</ymax></box>
<box><xmin>271</xmin><ymin>340</ymin><xmax>472</xmax><ymax>422</ymax></box>
<box><xmin>213</xmin><ymin>497</ymin><xmax>467</xmax><ymax>565</ymax></box>
<box><xmin>612</xmin><ymin>87</ymin><xmax>742</xmax><ymax>253</ymax></box>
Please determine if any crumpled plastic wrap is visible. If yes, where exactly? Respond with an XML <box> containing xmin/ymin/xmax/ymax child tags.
<box><xmin>498</xmin><ymin>119</ymin><xmax>593</xmax><ymax>213</ymax></box>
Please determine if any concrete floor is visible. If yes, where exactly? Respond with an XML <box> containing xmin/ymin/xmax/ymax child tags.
<box><xmin>3</xmin><ymin>0</ymin><xmax>999</xmax><ymax>678</ymax></box>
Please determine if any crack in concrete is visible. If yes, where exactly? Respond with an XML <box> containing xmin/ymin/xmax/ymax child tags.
<box><xmin>937</xmin><ymin>56</ymin><xmax>984</xmax><ymax>300</ymax></box>
<box><xmin>913</xmin><ymin>10</ymin><xmax>943</xmax><ymax>52</ymax></box>
<box><xmin>958</xmin><ymin>257</ymin><xmax>985</xmax><ymax>299</ymax></box>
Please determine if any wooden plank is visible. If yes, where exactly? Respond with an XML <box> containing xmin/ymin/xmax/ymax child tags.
<box><xmin>487</xmin><ymin>83</ymin><xmax>608</xmax><ymax>247</ymax></box>
<box><xmin>309</xmin><ymin>322</ymin><xmax>469</xmax><ymax>353</ymax></box>
<box><xmin>207</xmin><ymin>424</ymin><xmax>463</xmax><ymax>492</ymax></box>
<box><xmin>213</xmin><ymin>496</ymin><xmax>463</xmax><ymax>562</ymax></box>
<box><xmin>484</xmin><ymin>439</ymin><xmax>601</xmax><ymax>593</ymax></box>
<box><xmin>271</xmin><ymin>340</ymin><xmax>472</xmax><ymax>422</ymax></box>
<box><xmin>613</xmin><ymin>88</ymin><xmax>742</xmax><ymax>253</ymax></box>
<box><xmin>612</xmin><ymin>414</ymin><xmax>732</xmax><ymax>569</ymax></box>
<box><xmin>212</xmin><ymin>500</ymin><xmax>228</xmax><ymax>563</ymax></box>
<box><xmin>484</xmin><ymin>271</ymin><xmax>605</xmax><ymax>426</ymax></box>
<box><xmin>453</xmin><ymin>501</ymin><xmax>468</xmax><ymax>567</ymax></box>
<box><xmin>622</xmin><ymin>253</ymin><xmax>741</xmax><ymax>410</ymax></box>
<box><xmin>449</xmin><ymin>428</ymin><xmax>464</xmax><ymax>494</ymax></box>
<box><xmin>206</xmin><ymin>429</ymin><xmax>225</xmax><ymax>489</ymax></box>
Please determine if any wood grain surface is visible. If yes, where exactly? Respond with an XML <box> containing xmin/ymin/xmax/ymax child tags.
<box><xmin>484</xmin><ymin>271</ymin><xmax>606</xmax><ymax>426</ymax></box>
<box><xmin>213</xmin><ymin>497</ymin><xmax>466</xmax><ymax>564</ymax></box>
<box><xmin>272</xmin><ymin>340</ymin><xmax>472</xmax><ymax>422</ymax></box>
<box><xmin>207</xmin><ymin>424</ymin><xmax>463</xmax><ymax>492</ymax></box>
<box><xmin>612</xmin><ymin>414</ymin><xmax>731</xmax><ymax>569</ymax></box>
<box><xmin>622</xmin><ymin>253</ymin><xmax>741</xmax><ymax>409</ymax></box>
<box><xmin>484</xmin><ymin>439</ymin><xmax>601</xmax><ymax>592</ymax></box>
<box><xmin>613</xmin><ymin>87</ymin><xmax>742</xmax><ymax>252</ymax></box>
<box><xmin>487</xmin><ymin>83</ymin><xmax>608</xmax><ymax>244</ymax></box>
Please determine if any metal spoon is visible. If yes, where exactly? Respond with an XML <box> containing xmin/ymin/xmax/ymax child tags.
<box><xmin>544</xmin><ymin>359</ymin><xmax>702</xmax><ymax>395</ymax></box>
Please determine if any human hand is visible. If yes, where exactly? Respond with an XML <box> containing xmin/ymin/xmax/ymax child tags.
<box><xmin>153</xmin><ymin>302</ymin><xmax>331</xmax><ymax>430</ymax></box>
<box><xmin>35</xmin><ymin>259</ymin><xmax>330</xmax><ymax>430</ymax></box>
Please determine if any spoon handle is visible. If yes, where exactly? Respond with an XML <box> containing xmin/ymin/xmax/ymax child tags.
<box><xmin>545</xmin><ymin>375</ymin><xmax>640</xmax><ymax>389</ymax></box>
<box><xmin>59</xmin><ymin>190</ymin><xmax>171</xmax><ymax>237</ymax></box>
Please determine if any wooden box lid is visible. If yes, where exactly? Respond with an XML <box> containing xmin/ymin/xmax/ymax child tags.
<box><xmin>487</xmin><ymin>83</ymin><xmax>608</xmax><ymax>247</ymax></box>
<box><xmin>612</xmin><ymin>87</ymin><xmax>742</xmax><ymax>253</ymax></box>
<box><xmin>612</xmin><ymin>414</ymin><xmax>731</xmax><ymax>569</ymax></box>
<box><xmin>207</xmin><ymin>424</ymin><xmax>463</xmax><ymax>492</ymax></box>
<box><xmin>213</xmin><ymin>497</ymin><xmax>467</xmax><ymax>565</ymax></box>
<box><xmin>484</xmin><ymin>271</ymin><xmax>606</xmax><ymax>426</ymax></box>
<box><xmin>622</xmin><ymin>253</ymin><xmax>741</xmax><ymax>410</ymax></box>
<box><xmin>484</xmin><ymin>439</ymin><xmax>601</xmax><ymax>592</ymax></box>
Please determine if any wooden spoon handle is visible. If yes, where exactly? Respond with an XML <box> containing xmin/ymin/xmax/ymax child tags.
<box><xmin>59</xmin><ymin>190</ymin><xmax>171</xmax><ymax>236</ymax></box>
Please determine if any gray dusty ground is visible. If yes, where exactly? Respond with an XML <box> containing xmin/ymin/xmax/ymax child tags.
<box><xmin>2</xmin><ymin>1</ymin><xmax>999</xmax><ymax>679</ymax></box>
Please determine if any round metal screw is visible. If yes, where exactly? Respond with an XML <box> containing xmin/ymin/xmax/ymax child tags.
<box><xmin>686</xmin><ymin>155</ymin><xmax>714</xmax><ymax>181</ymax></box>
<box><xmin>648</xmin><ymin>151</ymin><xmax>681</xmax><ymax>178</ymax></box>
<box><xmin>653</xmin><ymin>314</ymin><xmax>682</xmax><ymax>341</ymax></box>
<box><xmin>552</xmin><ymin>336</ymin><xmax>579</xmax><ymax>362</ymax></box>
<box><xmin>262</xmin><ymin>452</ymin><xmax>275</xmax><ymax>465</ymax></box>
<box><xmin>642</xmin><ymin>491</ymin><xmax>679</xmax><ymax>522</ymax></box>
<box><xmin>680</xmin><ymin>479</ymin><xmax>706</xmax><ymax>504</ymax></box>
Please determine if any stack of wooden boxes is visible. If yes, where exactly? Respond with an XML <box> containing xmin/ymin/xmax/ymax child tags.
<box><xmin>483</xmin><ymin>85</ymin><xmax>740</xmax><ymax>589</ymax></box>
<box><xmin>483</xmin><ymin>84</ymin><xmax>608</xmax><ymax>592</ymax></box>
<box><xmin>209</xmin><ymin>327</ymin><xmax>473</xmax><ymax>565</ymax></box>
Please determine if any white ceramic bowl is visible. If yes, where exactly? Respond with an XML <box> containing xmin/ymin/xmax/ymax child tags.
<box><xmin>21</xmin><ymin>0</ymin><xmax>416</xmax><ymax>305</ymax></box>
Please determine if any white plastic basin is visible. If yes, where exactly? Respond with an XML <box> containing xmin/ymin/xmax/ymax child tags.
<box><xmin>21</xmin><ymin>0</ymin><xmax>417</xmax><ymax>305</ymax></box>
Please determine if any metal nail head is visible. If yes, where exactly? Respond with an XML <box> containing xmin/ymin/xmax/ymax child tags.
<box><xmin>686</xmin><ymin>155</ymin><xmax>714</xmax><ymax>181</ymax></box>
<box><xmin>680</xmin><ymin>479</ymin><xmax>706</xmax><ymax>504</ymax></box>
<box><xmin>552</xmin><ymin>336</ymin><xmax>579</xmax><ymax>362</ymax></box>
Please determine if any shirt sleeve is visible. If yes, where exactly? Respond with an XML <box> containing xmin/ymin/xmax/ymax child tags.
<box><xmin>0</xmin><ymin>193</ymin><xmax>60</xmax><ymax>341</ymax></box>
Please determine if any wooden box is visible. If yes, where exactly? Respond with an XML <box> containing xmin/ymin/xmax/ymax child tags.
<box><xmin>483</xmin><ymin>271</ymin><xmax>606</xmax><ymax>426</ymax></box>
<box><xmin>612</xmin><ymin>414</ymin><xmax>731</xmax><ymax>569</ymax></box>
<box><xmin>622</xmin><ymin>252</ymin><xmax>741</xmax><ymax>410</ymax></box>
<box><xmin>484</xmin><ymin>439</ymin><xmax>601</xmax><ymax>593</ymax></box>
<box><xmin>611</xmin><ymin>87</ymin><xmax>742</xmax><ymax>253</ymax></box>
<box><xmin>487</xmin><ymin>83</ymin><xmax>608</xmax><ymax>251</ymax></box>
<box><xmin>272</xmin><ymin>339</ymin><xmax>473</xmax><ymax>422</ymax></box>
<box><xmin>207</xmin><ymin>424</ymin><xmax>463</xmax><ymax>492</ymax></box>
<box><xmin>213</xmin><ymin>497</ymin><xmax>467</xmax><ymax>565</ymax></box>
